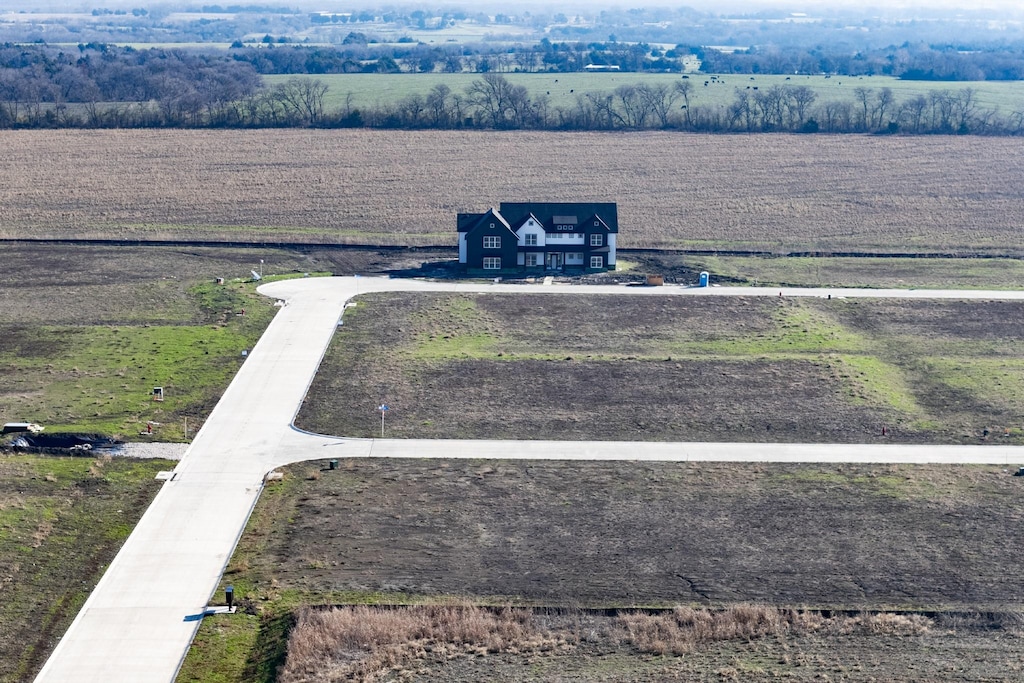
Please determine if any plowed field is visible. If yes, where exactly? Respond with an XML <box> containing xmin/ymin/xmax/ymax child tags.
<box><xmin>3</xmin><ymin>130</ymin><xmax>1022</xmax><ymax>253</ymax></box>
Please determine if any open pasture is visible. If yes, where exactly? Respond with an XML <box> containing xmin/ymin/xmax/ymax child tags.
<box><xmin>2</xmin><ymin>130</ymin><xmax>1023</xmax><ymax>253</ymax></box>
<box><xmin>267</xmin><ymin>72</ymin><xmax>1024</xmax><ymax>115</ymax></box>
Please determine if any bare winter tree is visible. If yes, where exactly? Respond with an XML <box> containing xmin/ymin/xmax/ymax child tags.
<box><xmin>901</xmin><ymin>95</ymin><xmax>928</xmax><ymax>133</ymax></box>
<box><xmin>787</xmin><ymin>85</ymin><xmax>816</xmax><ymax>127</ymax></box>
<box><xmin>425</xmin><ymin>84</ymin><xmax>453</xmax><ymax>127</ymax></box>
<box><xmin>675</xmin><ymin>80</ymin><xmax>694</xmax><ymax>128</ymax></box>
<box><xmin>875</xmin><ymin>87</ymin><xmax>895</xmax><ymax>128</ymax></box>
<box><xmin>274</xmin><ymin>77</ymin><xmax>328</xmax><ymax>125</ymax></box>
<box><xmin>638</xmin><ymin>83</ymin><xmax>680</xmax><ymax>127</ymax></box>
<box><xmin>465</xmin><ymin>73</ymin><xmax>533</xmax><ymax>128</ymax></box>
<box><xmin>853</xmin><ymin>86</ymin><xmax>874</xmax><ymax>131</ymax></box>
<box><xmin>615</xmin><ymin>84</ymin><xmax>654</xmax><ymax>128</ymax></box>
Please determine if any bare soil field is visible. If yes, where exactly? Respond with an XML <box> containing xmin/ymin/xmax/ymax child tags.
<box><xmin>2</xmin><ymin>130</ymin><xmax>1023</xmax><ymax>253</ymax></box>
<box><xmin>296</xmin><ymin>292</ymin><xmax>1024</xmax><ymax>444</ymax></box>
<box><xmin>181</xmin><ymin>459</ymin><xmax>1024</xmax><ymax>682</ymax></box>
<box><xmin>253</xmin><ymin>459</ymin><xmax>1024</xmax><ymax>611</ymax></box>
<box><xmin>0</xmin><ymin>244</ymin><xmax>450</xmax><ymax>325</ymax></box>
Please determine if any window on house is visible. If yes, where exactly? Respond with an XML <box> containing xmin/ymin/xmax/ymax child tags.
<box><xmin>590</xmin><ymin>234</ymin><xmax>603</xmax><ymax>247</ymax></box>
<box><xmin>524</xmin><ymin>233</ymin><xmax>538</xmax><ymax>246</ymax></box>
<box><xmin>483</xmin><ymin>257</ymin><xmax>501</xmax><ymax>270</ymax></box>
<box><xmin>526</xmin><ymin>253</ymin><xmax>540</xmax><ymax>266</ymax></box>
<box><xmin>594</xmin><ymin>220</ymin><xmax>599</xmax><ymax>226</ymax></box>
<box><xmin>483</xmin><ymin>236</ymin><xmax>501</xmax><ymax>249</ymax></box>
<box><xmin>590</xmin><ymin>256</ymin><xmax>603</xmax><ymax>269</ymax></box>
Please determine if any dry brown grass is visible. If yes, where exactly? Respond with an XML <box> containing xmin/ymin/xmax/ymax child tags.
<box><xmin>619</xmin><ymin>605</ymin><xmax>808</xmax><ymax>656</ymax></box>
<box><xmin>2</xmin><ymin>130</ymin><xmax>1022</xmax><ymax>253</ymax></box>
<box><xmin>280</xmin><ymin>604</ymin><xmax>565</xmax><ymax>682</ymax></box>
<box><xmin>280</xmin><ymin>604</ymin><xmax>941</xmax><ymax>681</ymax></box>
<box><xmin>617</xmin><ymin>606</ymin><xmax>935</xmax><ymax>656</ymax></box>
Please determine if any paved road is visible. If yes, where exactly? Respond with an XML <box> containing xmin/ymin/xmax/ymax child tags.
<box><xmin>35</xmin><ymin>277</ymin><xmax>1024</xmax><ymax>683</ymax></box>
<box><xmin>281</xmin><ymin>433</ymin><xmax>1024</xmax><ymax>467</ymax></box>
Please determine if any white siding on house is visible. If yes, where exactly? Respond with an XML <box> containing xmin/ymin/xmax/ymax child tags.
<box><xmin>565</xmin><ymin>252</ymin><xmax>585</xmax><ymax>265</ymax></box>
<box><xmin>545</xmin><ymin>233</ymin><xmax>585</xmax><ymax>245</ymax></box>
<box><xmin>517</xmin><ymin>220</ymin><xmax>546</xmax><ymax>246</ymax></box>
<box><xmin>517</xmin><ymin>252</ymin><xmax>525</xmax><ymax>266</ymax></box>
<box><xmin>607</xmin><ymin>233</ymin><xmax>616</xmax><ymax>265</ymax></box>
<box><xmin>458</xmin><ymin>233</ymin><xmax>467</xmax><ymax>263</ymax></box>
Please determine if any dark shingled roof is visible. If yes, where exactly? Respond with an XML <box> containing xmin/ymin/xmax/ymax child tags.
<box><xmin>498</xmin><ymin>202</ymin><xmax>618</xmax><ymax>233</ymax></box>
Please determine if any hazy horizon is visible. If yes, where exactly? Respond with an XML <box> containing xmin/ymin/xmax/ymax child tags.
<box><xmin>4</xmin><ymin>1</ymin><xmax>1023</xmax><ymax>15</ymax></box>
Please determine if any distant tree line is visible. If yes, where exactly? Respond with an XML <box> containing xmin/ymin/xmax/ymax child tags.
<box><xmin>700</xmin><ymin>44</ymin><xmax>1024</xmax><ymax>82</ymax></box>
<box><xmin>0</xmin><ymin>45</ymin><xmax>1023</xmax><ymax>134</ymax></box>
<box><xmin>224</xmin><ymin>39</ymin><xmax>1024</xmax><ymax>81</ymax></box>
<box><xmin>0</xmin><ymin>43</ymin><xmax>260</xmax><ymax>127</ymax></box>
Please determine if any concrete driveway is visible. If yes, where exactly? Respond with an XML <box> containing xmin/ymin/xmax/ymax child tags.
<box><xmin>35</xmin><ymin>276</ymin><xmax>1024</xmax><ymax>683</ymax></box>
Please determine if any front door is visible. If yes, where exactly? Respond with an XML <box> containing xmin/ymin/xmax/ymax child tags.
<box><xmin>547</xmin><ymin>253</ymin><xmax>562</xmax><ymax>270</ymax></box>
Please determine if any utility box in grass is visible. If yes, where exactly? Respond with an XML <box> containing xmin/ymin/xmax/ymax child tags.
<box><xmin>646</xmin><ymin>275</ymin><xmax>664</xmax><ymax>286</ymax></box>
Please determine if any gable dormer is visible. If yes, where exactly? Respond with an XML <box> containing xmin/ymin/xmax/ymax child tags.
<box><xmin>583</xmin><ymin>213</ymin><xmax>612</xmax><ymax>233</ymax></box>
<box><xmin>513</xmin><ymin>213</ymin><xmax>546</xmax><ymax>247</ymax></box>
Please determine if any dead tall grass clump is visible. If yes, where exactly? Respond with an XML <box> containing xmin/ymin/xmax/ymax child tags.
<box><xmin>618</xmin><ymin>606</ymin><xmax>934</xmax><ymax>656</ymax></box>
<box><xmin>279</xmin><ymin>604</ymin><xmax>562</xmax><ymax>683</ymax></box>
<box><xmin>850</xmin><ymin>612</ymin><xmax>932</xmax><ymax>636</ymax></box>
<box><xmin>618</xmin><ymin>604</ymin><xmax>791</xmax><ymax>655</ymax></box>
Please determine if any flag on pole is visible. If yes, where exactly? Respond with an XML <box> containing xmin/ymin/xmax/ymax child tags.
<box><xmin>378</xmin><ymin>404</ymin><xmax>389</xmax><ymax>411</ymax></box>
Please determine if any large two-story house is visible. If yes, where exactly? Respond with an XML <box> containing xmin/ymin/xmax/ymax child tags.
<box><xmin>457</xmin><ymin>202</ymin><xmax>618</xmax><ymax>275</ymax></box>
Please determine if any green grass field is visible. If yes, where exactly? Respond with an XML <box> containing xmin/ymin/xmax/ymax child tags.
<box><xmin>0</xmin><ymin>454</ymin><xmax>173</xmax><ymax>683</ymax></box>
<box><xmin>679</xmin><ymin>256</ymin><xmax>1024</xmax><ymax>290</ymax></box>
<box><xmin>264</xmin><ymin>72</ymin><xmax>1024</xmax><ymax>114</ymax></box>
<box><xmin>0</xmin><ymin>245</ymin><xmax>338</xmax><ymax>441</ymax></box>
<box><xmin>0</xmin><ymin>281</ymin><xmax>277</xmax><ymax>439</ymax></box>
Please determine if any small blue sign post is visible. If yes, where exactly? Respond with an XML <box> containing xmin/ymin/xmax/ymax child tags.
<box><xmin>378</xmin><ymin>403</ymin><xmax>389</xmax><ymax>438</ymax></box>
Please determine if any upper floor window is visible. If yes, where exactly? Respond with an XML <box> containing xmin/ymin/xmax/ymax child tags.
<box><xmin>590</xmin><ymin>234</ymin><xmax>603</xmax><ymax>247</ymax></box>
<box><xmin>483</xmin><ymin>236</ymin><xmax>501</xmax><ymax>249</ymax></box>
<box><xmin>524</xmin><ymin>233</ymin><xmax>538</xmax><ymax>246</ymax></box>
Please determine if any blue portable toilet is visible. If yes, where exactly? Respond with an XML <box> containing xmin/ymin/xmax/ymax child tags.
<box><xmin>699</xmin><ymin>271</ymin><xmax>710</xmax><ymax>287</ymax></box>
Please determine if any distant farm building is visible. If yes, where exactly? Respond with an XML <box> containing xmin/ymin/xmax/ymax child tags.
<box><xmin>458</xmin><ymin>202</ymin><xmax>618</xmax><ymax>275</ymax></box>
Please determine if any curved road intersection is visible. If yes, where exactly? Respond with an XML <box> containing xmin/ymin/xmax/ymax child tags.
<box><xmin>35</xmin><ymin>277</ymin><xmax>1024</xmax><ymax>682</ymax></box>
